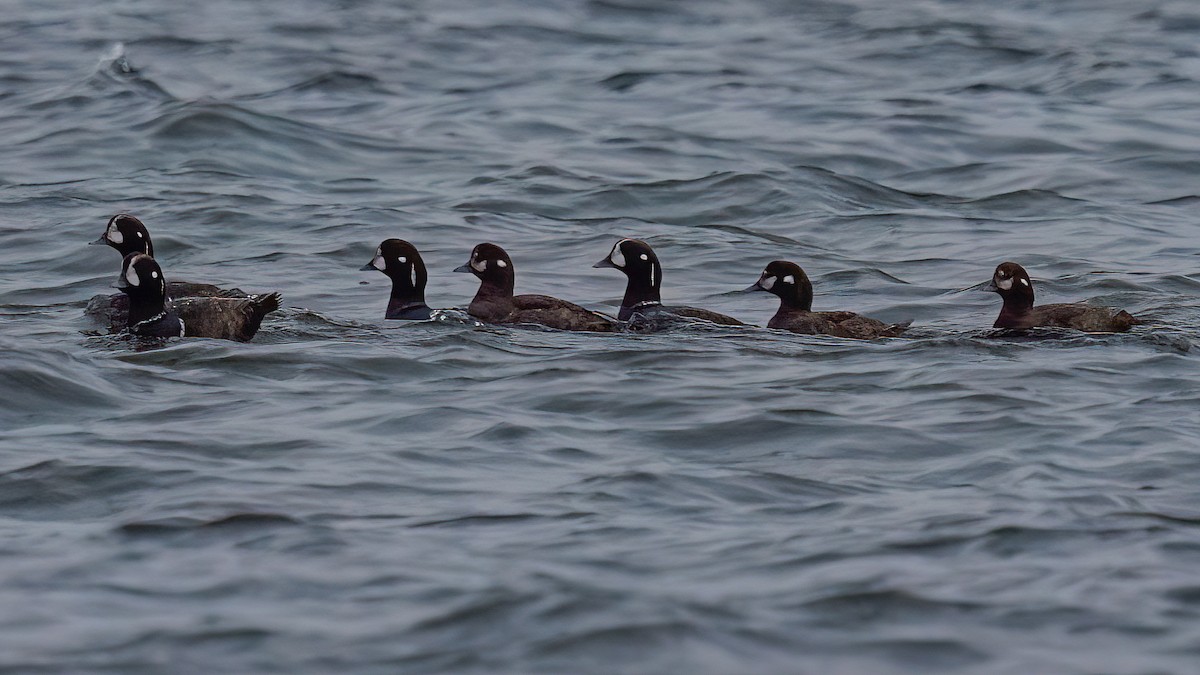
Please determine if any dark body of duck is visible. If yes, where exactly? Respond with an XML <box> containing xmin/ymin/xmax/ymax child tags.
<box><xmin>742</xmin><ymin>261</ymin><xmax>908</xmax><ymax>339</ymax></box>
<box><xmin>988</xmin><ymin>261</ymin><xmax>1137</xmax><ymax>332</ymax></box>
<box><xmin>454</xmin><ymin>243</ymin><xmax>614</xmax><ymax>332</ymax></box>
<box><xmin>593</xmin><ymin>238</ymin><xmax>744</xmax><ymax>325</ymax></box>
<box><xmin>360</xmin><ymin>238</ymin><xmax>433</xmax><ymax>320</ymax></box>
<box><xmin>116</xmin><ymin>253</ymin><xmax>280</xmax><ymax>341</ymax></box>
<box><xmin>87</xmin><ymin>213</ymin><xmax>248</xmax><ymax>328</ymax></box>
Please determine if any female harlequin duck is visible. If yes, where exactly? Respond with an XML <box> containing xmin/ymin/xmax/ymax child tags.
<box><xmin>740</xmin><ymin>261</ymin><xmax>909</xmax><ymax>339</ymax></box>
<box><xmin>87</xmin><ymin>213</ymin><xmax>249</xmax><ymax>328</ymax></box>
<box><xmin>454</xmin><ymin>243</ymin><xmax>615</xmax><ymax>332</ymax></box>
<box><xmin>360</xmin><ymin>238</ymin><xmax>433</xmax><ymax>320</ymax></box>
<box><xmin>593</xmin><ymin>238</ymin><xmax>744</xmax><ymax>325</ymax></box>
<box><xmin>115</xmin><ymin>253</ymin><xmax>280</xmax><ymax>341</ymax></box>
<box><xmin>988</xmin><ymin>261</ymin><xmax>1138</xmax><ymax>332</ymax></box>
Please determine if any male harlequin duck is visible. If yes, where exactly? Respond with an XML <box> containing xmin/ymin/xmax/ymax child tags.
<box><xmin>988</xmin><ymin>261</ymin><xmax>1138</xmax><ymax>332</ymax></box>
<box><xmin>359</xmin><ymin>238</ymin><xmax>433</xmax><ymax>320</ymax></box>
<box><xmin>593</xmin><ymin>239</ymin><xmax>744</xmax><ymax>325</ymax></box>
<box><xmin>87</xmin><ymin>213</ymin><xmax>248</xmax><ymax>328</ymax></box>
<box><xmin>454</xmin><ymin>243</ymin><xmax>615</xmax><ymax>332</ymax></box>
<box><xmin>115</xmin><ymin>253</ymin><xmax>280</xmax><ymax>341</ymax></box>
<box><xmin>740</xmin><ymin>261</ymin><xmax>909</xmax><ymax>339</ymax></box>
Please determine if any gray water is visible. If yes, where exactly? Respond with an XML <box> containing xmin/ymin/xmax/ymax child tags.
<box><xmin>3</xmin><ymin>0</ymin><xmax>1200</xmax><ymax>672</ymax></box>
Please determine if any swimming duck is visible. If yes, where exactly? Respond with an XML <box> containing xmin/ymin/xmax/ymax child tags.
<box><xmin>988</xmin><ymin>261</ymin><xmax>1137</xmax><ymax>332</ymax></box>
<box><xmin>593</xmin><ymin>238</ymin><xmax>744</xmax><ymax>325</ymax></box>
<box><xmin>741</xmin><ymin>260</ymin><xmax>908</xmax><ymax>338</ymax></box>
<box><xmin>455</xmin><ymin>243</ymin><xmax>615</xmax><ymax>332</ymax></box>
<box><xmin>360</xmin><ymin>238</ymin><xmax>433</xmax><ymax>320</ymax></box>
<box><xmin>87</xmin><ymin>213</ymin><xmax>248</xmax><ymax>329</ymax></box>
<box><xmin>115</xmin><ymin>253</ymin><xmax>280</xmax><ymax>341</ymax></box>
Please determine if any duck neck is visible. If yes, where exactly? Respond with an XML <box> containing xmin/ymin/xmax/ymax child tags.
<box><xmin>621</xmin><ymin>264</ymin><xmax>662</xmax><ymax>312</ymax></box>
<box><xmin>387</xmin><ymin>278</ymin><xmax>427</xmax><ymax>313</ymax></box>
<box><xmin>126</xmin><ymin>293</ymin><xmax>167</xmax><ymax>327</ymax></box>
<box><xmin>995</xmin><ymin>294</ymin><xmax>1034</xmax><ymax>329</ymax></box>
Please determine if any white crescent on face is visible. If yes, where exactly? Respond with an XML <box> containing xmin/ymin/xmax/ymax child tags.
<box><xmin>107</xmin><ymin>220</ymin><xmax>124</xmax><ymax>245</ymax></box>
<box><xmin>995</xmin><ymin>276</ymin><xmax>1013</xmax><ymax>290</ymax></box>
<box><xmin>124</xmin><ymin>264</ymin><xmax>140</xmax><ymax>287</ymax></box>
<box><xmin>371</xmin><ymin>250</ymin><xmax>386</xmax><ymax>271</ymax></box>
<box><xmin>759</xmin><ymin>275</ymin><xmax>776</xmax><ymax>291</ymax></box>
<box><xmin>471</xmin><ymin>257</ymin><xmax>487</xmax><ymax>272</ymax></box>
<box><xmin>609</xmin><ymin>242</ymin><xmax>626</xmax><ymax>268</ymax></box>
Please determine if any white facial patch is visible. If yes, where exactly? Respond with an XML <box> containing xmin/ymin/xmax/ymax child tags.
<box><xmin>782</xmin><ymin>275</ymin><xmax>795</xmax><ymax>284</ymax></box>
<box><xmin>124</xmin><ymin>264</ymin><xmax>140</xmax><ymax>287</ymax></box>
<box><xmin>107</xmin><ymin>221</ymin><xmax>123</xmax><ymax>245</ymax></box>
<box><xmin>151</xmin><ymin>271</ymin><xmax>158</xmax><ymax>279</ymax></box>
<box><xmin>371</xmin><ymin>254</ymin><xmax>386</xmax><ymax>271</ymax></box>
<box><xmin>497</xmin><ymin>259</ymin><xmax>507</xmax><ymax>268</ymax></box>
<box><xmin>1019</xmin><ymin>278</ymin><xmax>1030</xmax><ymax>287</ymax></box>
<box><xmin>609</xmin><ymin>244</ymin><xmax>626</xmax><ymax>269</ymax></box>
<box><xmin>995</xmin><ymin>276</ymin><xmax>1013</xmax><ymax>290</ymax></box>
<box><xmin>471</xmin><ymin>258</ymin><xmax>487</xmax><ymax>272</ymax></box>
<box><xmin>760</xmin><ymin>275</ymin><xmax>776</xmax><ymax>291</ymax></box>
<box><xmin>639</xmin><ymin>253</ymin><xmax>648</xmax><ymax>261</ymax></box>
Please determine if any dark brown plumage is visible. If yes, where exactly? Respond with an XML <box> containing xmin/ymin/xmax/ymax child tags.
<box><xmin>988</xmin><ymin>261</ymin><xmax>1138</xmax><ymax>332</ymax></box>
<box><xmin>116</xmin><ymin>253</ymin><xmax>280</xmax><ymax>342</ymax></box>
<box><xmin>173</xmin><ymin>293</ymin><xmax>281</xmax><ymax>341</ymax></box>
<box><xmin>741</xmin><ymin>260</ymin><xmax>908</xmax><ymax>339</ymax></box>
<box><xmin>87</xmin><ymin>213</ymin><xmax>248</xmax><ymax>330</ymax></box>
<box><xmin>455</xmin><ymin>243</ymin><xmax>615</xmax><ymax>332</ymax></box>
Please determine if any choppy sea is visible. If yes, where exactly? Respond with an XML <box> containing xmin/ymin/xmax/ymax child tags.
<box><xmin>3</xmin><ymin>1</ymin><xmax>1200</xmax><ymax>672</ymax></box>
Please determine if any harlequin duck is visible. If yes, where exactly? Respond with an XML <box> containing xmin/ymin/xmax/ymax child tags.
<box><xmin>115</xmin><ymin>253</ymin><xmax>280</xmax><ymax>341</ymax></box>
<box><xmin>87</xmin><ymin>213</ymin><xmax>248</xmax><ymax>328</ymax></box>
<box><xmin>360</xmin><ymin>238</ymin><xmax>432</xmax><ymax>320</ymax></box>
<box><xmin>454</xmin><ymin>243</ymin><xmax>615</xmax><ymax>332</ymax></box>
<box><xmin>988</xmin><ymin>261</ymin><xmax>1138</xmax><ymax>332</ymax></box>
<box><xmin>740</xmin><ymin>261</ymin><xmax>909</xmax><ymax>339</ymax></box>
<box><xmin>593</xmin><ymin>239</ymin><xmax>744</xmax><ymax>325</ymax></box>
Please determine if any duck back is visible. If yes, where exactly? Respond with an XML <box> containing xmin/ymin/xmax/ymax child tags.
<box><xmin>1028</xmin><ymin>303</ymin><xmax>1138</xmax><ymax>333</ymax></box>
<box><xmin>769</xmin><ymin>309</ymin><xmax>908</xmax><ymax>339</ymax></box>
<box><xmin>172</xmin><ymin>292</ymin><xmax>282</xmax><ymax>341</ymax></box>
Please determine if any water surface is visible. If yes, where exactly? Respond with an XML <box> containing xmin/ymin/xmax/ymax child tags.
<box><xmin>3</xmin><ymin>1</ymin><xmax>1200</xmax><ymax>672</ymax></box>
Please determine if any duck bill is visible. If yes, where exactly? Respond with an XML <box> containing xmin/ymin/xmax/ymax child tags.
<box><xmin>985</xmin><ymin>280</ymin><xmax>999</xmax><ymax>293</ymax></box>
<box><xmin>735</xmin><ymin>282</ymin><xmax>766</xmax><ymax>294</ymax></box>
<box><xmin>592</xmin><ymin>257</ymin><xmax>616</xmax><ymax>269</ymax></box>
<box><xmin>89</xmin><ymin>236</ymin><xmax>109</xmax><ymax>246</ymax></box>
<box><xmin>359</xmin><ymin>262</ymin><xmax>376</xmax><ymax>271</ymax></box>
<box><xmin>453</xmin><ymin>263</ymin><xmax>473</xmax><ymax>273</ymax></box>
